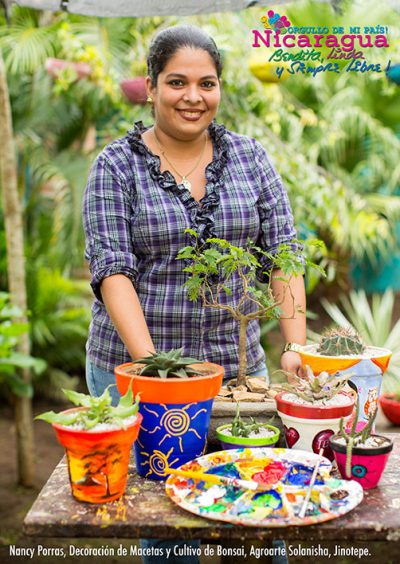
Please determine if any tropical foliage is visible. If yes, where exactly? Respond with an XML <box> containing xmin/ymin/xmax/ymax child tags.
<box><xmin>0</xmin><ymin>0</ymin><xmax>399</xmax><ymax>396</ymax></box>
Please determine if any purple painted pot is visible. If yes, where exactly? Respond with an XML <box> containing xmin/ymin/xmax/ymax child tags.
<box><xmin>330</xmin><ymin>434</ymin><xmax>393</xmax><ymax>489</ymax></box>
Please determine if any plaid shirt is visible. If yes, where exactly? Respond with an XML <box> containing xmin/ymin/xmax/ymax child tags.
<box><xmin>83</xmin><ymin>121</ymin><xmax>297</xmax><ymax>378</ymax></box>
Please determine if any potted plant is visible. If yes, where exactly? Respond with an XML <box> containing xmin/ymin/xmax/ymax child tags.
<box><xmin>45</xmin><ymin>57</ymin><xmax>91</xmax><ymax>80</ymax></box>
<box><xmin>120</xmin><ymin>76</ymin><xmax>148</xmax><ymax>105</ymax></box>
<box><xmin>299</xmin><ymin>326</ymin><xmax>392</xmax><ymax>430</ymax></box>
<box><xmin>274</xmin><ymin>365</ymin><xmax>355</xmax><ymax>460</ymax></box>
<box><xmin>114</xmin><ymin>349</ymin><xmax>224</xmax><ymax>480</ymax></box>
<box><xmin>216</xmin><ymin>402</ymin><xmax>280</xmax><ymax>450</ymax></box>
<box><xmin>330</xmin><ymin>401</ymin><xmax>393</xmax><ymax>489</ymax></box>
<box><xmin>380</xmin><ymin>391</ymin><xmax>400</xmax><ymax>425</ymax></box>
<box><xmin>177</xmin><ymin>230</ymin><xmax>322</xmax><ymax>442</ymax></box>
<box><xmin>314</xmin><ymin>289</ymin><xmax>400</xmax><ymax>426</ymax></box>
<box><xmin>35</xmin><ymin>386</ymin><xmax>141</xmax><ymax>503</ymax></box>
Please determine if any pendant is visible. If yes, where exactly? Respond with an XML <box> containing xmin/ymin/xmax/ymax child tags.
<box><xmin>182</xmin><ymin>177</ymin><xmax>191</xmax><ymax>191</ymax></box>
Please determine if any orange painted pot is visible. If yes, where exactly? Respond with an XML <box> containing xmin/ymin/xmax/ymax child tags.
<box><xmin>52</xmin><ymin>408</ymin><xmax>142</xmax><ymax>503</ymax></box>
<box><xmin>114</xmin><ymin>362</ymin><xmax>224</xmax><ymax>480</ymax></box>
<box><xmin>299</xmin><ymin>345</ymin><xmax>392</xmax><ymax>430</ymax></box>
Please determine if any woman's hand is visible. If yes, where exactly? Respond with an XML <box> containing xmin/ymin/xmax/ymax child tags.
<box><xmin>280</xmin><ymin>351</ymin><xmax>304</xmax><ymax>379</ymax></box>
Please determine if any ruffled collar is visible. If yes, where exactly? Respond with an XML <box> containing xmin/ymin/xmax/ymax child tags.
<box><xmin>127</xmin><ymin>120</ymin><xmax>229</xmax><ymax>243</ymax></box>
<box><xmin>126</xmin><ymin>120</ymin><xmax>228</xmax><ymax>185</ymax></box>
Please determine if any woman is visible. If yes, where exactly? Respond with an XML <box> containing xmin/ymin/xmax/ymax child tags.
<box><xmin>83</xmin><ymin>24</ymin><xmax>303</xmax><ymax>564</ymax></box>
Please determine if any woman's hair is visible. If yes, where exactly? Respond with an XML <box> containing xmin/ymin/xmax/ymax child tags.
<box><xmin>147</xmin><ymin>25</ymin><xmax>223</xmax><ymax>87</ymax></box>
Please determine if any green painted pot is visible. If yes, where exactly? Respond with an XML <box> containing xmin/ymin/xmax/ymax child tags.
<box><xmin>216</xmin><ymin>424</ymin><xmax>280</xmax><ymax>450</ymax></box>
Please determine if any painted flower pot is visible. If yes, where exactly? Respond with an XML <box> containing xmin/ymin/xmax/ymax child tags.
<box><xmin>45</xmin><ymin>57</ymin><xmax>91</xmax><ymax>80</ymax></box>
<box><xmin>299</xmin><ymin>345</ymin><xmax>392</xmax><ymax>430</ymax></box>
<box><xmin>275</xmin><ymin>392</ymin><xmax>355</xmax><ymax>461</ymax></box>
<box><xmin>330</xmin><ymin>434</ymin><xmax>393</xmax><ymax>489</ymax></box>
<box><xmin>114</xmin><ymin>362</ymin><xmax>224</xmax><ymax>480</ymax></box>
<box><xmin>215</xmin><ymin>424</ymin><xmax>280</xmax><ymax>450</ymax></box>
<box><xmin>380</xmin><ymin>393</ymin><xmax>400</xmax><ymax>425</ymax></box>
<box><xmin>52</xmin><ymin>408</ymin><xmax>142</xmax><ymax>503</ymax></box>
<box><xmin>120</xmin><ymin>77</ymin><xmax>147</xmax><ymax>104</ymax></box>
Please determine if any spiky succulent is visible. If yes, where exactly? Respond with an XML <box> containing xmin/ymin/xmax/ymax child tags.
<box><xmin>337</xmin><ymin>398</ymin><xmax>378</xmax><ymax>478</ymax></box>
<box><xmin>280</xmin><ymin>365</ymin><xmax>352</xmax><ymax>403</ymax></box>
<box><xmin>318</xmin><ymin>326</ymin><xmax>366</xmax><ymax>357</ymax></box>
<box><xmin>230</xmin><ymin>403</ymin><xmax>272</xmax><ymax>438</ymax></box>
<box><xmin>132</xmin><ymin>348</ymin><xmax>203</xmax><ymax>379</ymax></box>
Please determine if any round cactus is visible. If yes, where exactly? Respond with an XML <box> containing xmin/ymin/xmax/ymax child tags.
<box><xmin>318</xmin><ymin>326</ymin><xmax>366</xmax><ymax>357</ymax></box>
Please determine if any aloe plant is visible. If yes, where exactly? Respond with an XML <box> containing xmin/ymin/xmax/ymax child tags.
<box><xmin>35</xmin><ymin>386</ymin><xmax>140</xmax><ymax>430</ymax></box>
<box><xmin>279</xmin><ymin>365</ymin><xmax>352</xmax><ymax>404</ymax></box>
<box><xmin>132</xmin><ymin>348</ymin><xmax>203</xmax><ymax>379</ymax></box>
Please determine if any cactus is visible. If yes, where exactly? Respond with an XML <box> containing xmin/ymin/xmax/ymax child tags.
<box><xmin>132</xmin><ymin>348</ymin><xmax>203</xmax><ymax>378</ymax></box>
<box><xmin>280</xmin><ymin>365</ymin><xmax>352</xmax><ymax>403</ymax></box>
<box><xmin>318</xmin><ymin>326</ymin><xmax>366</xmax><ymax>357</ymax></box>
<box><xmin>337</xmin><ymin>398</ymin><xmax>378</xmax><ymax>479</ymax></box>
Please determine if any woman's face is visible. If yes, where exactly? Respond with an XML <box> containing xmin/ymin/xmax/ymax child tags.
<box><xmin>147</xmin><ymin>47</ymin><xmax>221</xmax><ymax>141</ymax></box>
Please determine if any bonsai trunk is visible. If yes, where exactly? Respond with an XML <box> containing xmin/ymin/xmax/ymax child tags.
<box><xmin>237</xmin><ymin>316</ymin><xmax>248</xmax><ymax>388</ymax></box>
<box><xmin>0</xmin><ymin>52</ymin><xmax>34</xmax><ymax>486</ymax></box>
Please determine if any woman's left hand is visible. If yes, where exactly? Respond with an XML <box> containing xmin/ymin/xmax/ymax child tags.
<box><xmin>280</xmin><ymin>351</ymin><xmax>304</xmax><ymax>378</ymax></box>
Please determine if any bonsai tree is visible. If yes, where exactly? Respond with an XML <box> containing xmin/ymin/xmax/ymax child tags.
<box><xmin>177</xmin><ymin>229</ymin><xmax>323</xmax><ymax>388</ymax></box>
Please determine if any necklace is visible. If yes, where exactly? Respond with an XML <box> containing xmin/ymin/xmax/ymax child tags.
<box><xmin>153</xmin><ymin>128</ymin><xmax>208</xmax><ymax>191</ymax></box>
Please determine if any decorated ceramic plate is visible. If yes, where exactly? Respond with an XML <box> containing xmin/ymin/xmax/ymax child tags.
<box><xmin>165</xmin><ymin>448</ymin><xmax>364</xmax><ymax>527</ymax></box>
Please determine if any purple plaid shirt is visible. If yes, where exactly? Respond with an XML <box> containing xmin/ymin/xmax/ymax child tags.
<box><xmin>83</xmin><ymin>121</ymin><xmax>297</xmax><ymax>378</ymax></box>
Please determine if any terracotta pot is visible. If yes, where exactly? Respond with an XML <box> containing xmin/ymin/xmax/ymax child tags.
<box><xmin>275</xmin><ymin>392</ymin><xmax>355</xmax><ymax>461</ymax></box>
<box><xmin>330</xmin><ymin>434</ymin><xmax>393</xmax><ymax>489</ymax></box>
<box><xmin>216</xmin><ymin>423</ymin><xmax>280</xmax><ymax>450</ymax></box>
<box><xmin>52</xmin><ymin>408</ymin><xmax>142</xmax><ymax>503</ymax></box>
<box><xmin>45</xmin><ymin>58</ymin><xmax>91</xmax><ymax>80</ymax></box>
<box><xmin>380</xmin><ymin>393</ymin><xmax>400</xmax><ymax>425</ymax></box>
<box><xmin>114</xmin><ymin>362</ymin><xmax>224</xmax><ymax>480</ymax></box>
<box><xmin>120</xmin><ymin>77</ymin><xmax>147</xmax><ymax>104</ymax></box>
<box><xmin>299</xmin><ymin>345</ymin><xmax>392</xmax><ymax>430</ymax></box>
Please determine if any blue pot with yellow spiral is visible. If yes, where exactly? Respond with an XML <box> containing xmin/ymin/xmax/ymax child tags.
<box><xmin>114</xmin><ymin>362</ymin><xmax>224</xmax><ymax>480</ymax></box>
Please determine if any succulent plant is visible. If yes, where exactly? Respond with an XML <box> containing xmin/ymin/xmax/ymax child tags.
<box><xmin>35</xmin><ymin>386</ymin><xmax>140</xmax><ymax>430</ymax></box>
<box><xmin>318</xmin><ymin>326</ymin><xmax>366</xmax><ymax>357</ymax></box>
<box><xmin>280</xmin><ymin>365</ymin><xmax>352</xmax><ymax>403</ymax></box>
<box><xmin>337</xmin><ymin>397</ymin><xmax>378</xmax><ymax>478</ymax></box>
<box><xmin>132</xmin><ymin>348</ymin><xmax>203</xmax><ymax>379</ymax></box>
<box><xmin>230</xmin><ymin>403</ymin><xmax>271</xmax><ymax>438</ymax></box>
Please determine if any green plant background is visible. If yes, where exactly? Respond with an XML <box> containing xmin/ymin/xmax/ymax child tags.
<box><xmin>1</xmin><ymin>0</ymin><xmax>400</xmax><ymax>396</ymax></box>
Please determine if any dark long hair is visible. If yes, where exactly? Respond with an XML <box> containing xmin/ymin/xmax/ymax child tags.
<box><xmin>147</xmin><ymin>25</ymin><xmax>223</xmax><ymax>87</ymax></box>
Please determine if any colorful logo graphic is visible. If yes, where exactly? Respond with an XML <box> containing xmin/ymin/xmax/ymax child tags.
<box><xmin>261</xmin><ymin>10</ymin><xmax>291</xmax><ymax>34</ymax></box>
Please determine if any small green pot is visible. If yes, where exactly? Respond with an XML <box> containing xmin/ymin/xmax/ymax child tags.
<box><xmin>216</xmin><ymin>424</ymin><xmax>280</xmax><ymax>450</ymax></box>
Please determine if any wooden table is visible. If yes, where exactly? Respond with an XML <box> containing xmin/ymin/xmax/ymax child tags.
<box><xmin>24</xmin><ymin>434</ymin><xmax>400</xmax><ymax>544</ymax></box>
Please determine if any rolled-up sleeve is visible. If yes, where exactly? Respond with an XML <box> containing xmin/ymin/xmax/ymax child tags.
<box><xmin>83</xmin><ymin>153</ymin><xmax>138</xmax><ymax>302</ymax></box>
<box><xmin>252</xmin><ymin>140</ymin><xmax>303</xmax><ymax>280</ymax></box>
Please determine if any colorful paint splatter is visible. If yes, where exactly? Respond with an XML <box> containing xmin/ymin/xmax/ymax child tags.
<box><xmin>165</xmin><ymin>448</ymin><xmax>363</xmax><ymax>527</ymax></box>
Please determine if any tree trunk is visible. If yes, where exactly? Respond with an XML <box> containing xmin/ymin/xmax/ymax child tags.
<box><xmin>236</xmin><ymin>316</ymin><xmax>248</xmax><ymax>388</ymax></box>
<box><xmin>0</xmin><ymin>52</ymin><xmax>35</xmax><ymax>486</ymax></box>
